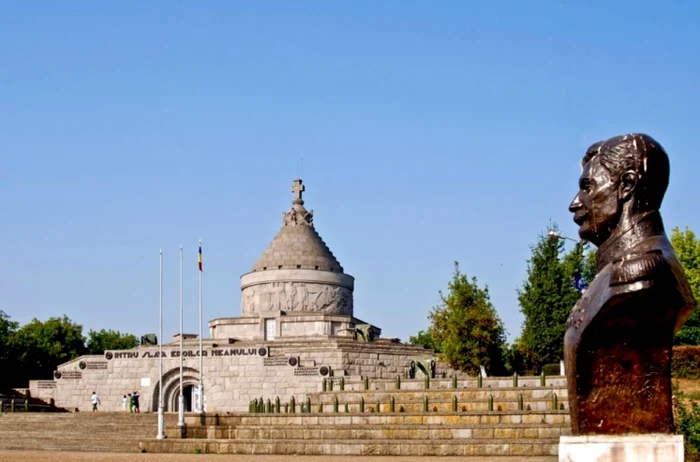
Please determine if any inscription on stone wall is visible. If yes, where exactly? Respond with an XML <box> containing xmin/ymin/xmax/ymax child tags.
<box><xmin>242</xmin><ymin>282</ymin><xmax>353</xmax><ymax>316</ymax></box>
<box><xmin>86</xmin><ymin>362</ymin><xmax>108</xmax><ymax>370</ymax></box>
<box><xmin>264</xmin><ymin>357</ymin><xmax>290</xmax><ymax>367</ymax></box>
<box><xmin>79</xmin><ymin>361</ymin><xmax>108</xmax><ymax>370</ymax></box>
<box><xmin>37</xmin><ymin>381</ymin><xmax>57</xmax><ymax>389</ymax></box>
<box><xmin>293</xmin><ymin>366</ymin><xmax>320</xmax><ymax>376</ymax></box>
<box><xmin>58</xmin><ymin>371</ymin><xmax>82</xmax><ymax>380</ymax></box>
<box><xmin>105</xmin><ymin>347</ymin><xmax>267</xmax><ymax>360</ymax></box>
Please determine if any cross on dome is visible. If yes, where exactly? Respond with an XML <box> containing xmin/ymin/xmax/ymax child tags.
<box><xmin>292</xmin><ymin>179</ymin><xmax>305</xmax><ymax>204</ymax></box>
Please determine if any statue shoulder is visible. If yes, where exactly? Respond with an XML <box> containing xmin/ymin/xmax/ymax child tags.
<box><xmin>610</xmin><ymin>249</ymin><xmax>668</xmax><ymax>287</ymax></box>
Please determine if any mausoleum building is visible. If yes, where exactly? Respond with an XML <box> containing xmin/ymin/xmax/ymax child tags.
<box><xmin>29</xmin><ymin>179</ymin><xmax>434</xmax><ymax>413</ymax></box>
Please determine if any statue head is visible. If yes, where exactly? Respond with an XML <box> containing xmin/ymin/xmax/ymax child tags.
<box><xmin>569</xmin><ymin>133</ymin><xmax>669</xmax><ymax>246</ymax></box>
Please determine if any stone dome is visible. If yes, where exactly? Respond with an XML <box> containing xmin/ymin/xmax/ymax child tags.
<box><xmin>240</xmin><ymin>179</ymin><xmax>354</xmax><ymax>318</ymax></box>
<box><xmin>252</xmin><ymin>179</ymin><xmax>343</xmax><ymax>273</ymax></box>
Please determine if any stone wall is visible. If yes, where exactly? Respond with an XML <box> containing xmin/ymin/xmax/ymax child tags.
<box><xmin>209</xmin><ymin>313</ymin><xmax>357</xmax><ymax>341</ymax></box>
<box><xmin>209</xmin><ymin>317</ymin><xmax>260</xmax><ymax>340</ymax></box>
<box><xmin>30</xmin><ymin>339</ymin><xmax>435</xmax><ymax>413</ymax></box>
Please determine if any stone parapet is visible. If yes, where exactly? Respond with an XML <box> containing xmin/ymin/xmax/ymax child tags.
<box><xmin>140</xmin><ymin>436</ymin><xmax>561</xmax><ymax>457</ymax></box>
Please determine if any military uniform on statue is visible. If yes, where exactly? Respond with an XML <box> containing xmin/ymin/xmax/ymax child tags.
<box><xmin>559</xmin><ymin>133</ymin><xmax>696</xmax><ymax>462</ymax></box>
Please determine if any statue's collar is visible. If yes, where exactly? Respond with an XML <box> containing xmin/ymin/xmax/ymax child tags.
<box><xmin>595</xmin><ymin>210</ymin><xmax>665</xmax><ymax>271</ymax></box>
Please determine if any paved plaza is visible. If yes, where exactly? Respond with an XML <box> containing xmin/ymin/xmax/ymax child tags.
<box><xmin>0</xmin><ymin>451</ymin><xmax>556</xmax><ymax>462</ymax></box>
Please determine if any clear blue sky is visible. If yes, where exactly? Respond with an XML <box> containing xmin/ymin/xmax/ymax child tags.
<box><xmin>1</xmin><ymin>1</ymin><xmax>699</xmax><ymax>344</ymax></box>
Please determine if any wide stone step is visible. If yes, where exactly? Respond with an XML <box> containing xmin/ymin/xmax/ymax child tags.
<box><xmin>0</xmin><ymin>420</ymin><xmax>159</xmax><ymax>428</ymax></box>
<box><xmin>324</xmin><ymin>377</ymin><xmax>567</xmax><ymax>392</ymax></box>
<box><xmin>0</xmin><ymin>414</ymin><xmax>177</xmax><ymax>424</ymax></box>
<box><xmin>311</xmin><ymin>386</ymin><xmax>567</xmax><ymax>401</ymax></box>
<box><xmin>0</xmin><ymin>429</ymin><xmax>156</xmax><ymax>437</ymax></box>
<box><xmin>172</xmin><ymin>423</ymin><xmax>570</xmax><ymax>440</ymax></box>
<box><xmin>200</xmin><ymin>411</ymin><xmax>571</xmax><ymax>426</ymax></box>
<box><xmin>0</xmin><ymin>413</ymin><xmax>162</xmax><ymax>419</ymax></box>
<box><xmin>0</xmin><ymin>436</ymin><xmax>144</xmax><ymax>452</ymax></box>
<box><xmin>140</xmin><ymin>437</ymin><xmax>559</xmax><ymax>456</ymax></box>
<box><xmin>311</xmin><ymin>399</ymin><xmax>565</xmax><ymax>413</ymax></box>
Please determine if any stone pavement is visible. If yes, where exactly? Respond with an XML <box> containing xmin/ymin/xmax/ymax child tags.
<box><xmin>0</xmin><ymin>451</ymin><xmax>556</xmax><ymax>462</ymax></box>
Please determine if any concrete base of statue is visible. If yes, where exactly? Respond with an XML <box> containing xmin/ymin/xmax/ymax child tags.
<box><xmin>559</xmin><ymin>434</ymin><xmax>683</xmax><ymax>462</ymax></box>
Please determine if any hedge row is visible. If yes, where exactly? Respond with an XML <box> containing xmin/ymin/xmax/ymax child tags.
<box><xmin>673</xmin><ymin>346</ymin><xmax>700</xmax><ymax>379</ymax></box>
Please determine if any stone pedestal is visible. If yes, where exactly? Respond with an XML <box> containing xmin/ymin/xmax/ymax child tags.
<box><xmin>559</xmin><ymin>435</ymin><xmax>683</xmax><ymax>462</ymax></box>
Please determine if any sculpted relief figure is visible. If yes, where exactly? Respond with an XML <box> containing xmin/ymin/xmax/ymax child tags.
<box><xmin>338</xmin><ymin>288</ymin><xmax>352</xmax><ymax>314</ymax></box>
<box><xmin>244</xmin><ymin>282</ymin><xmax>351</xmax><ymax>315</ymax></box>
<box><xmin>284</xmin><ymin>283</ymin><xmax>297</xmax><ymax>311</ymax></box>
<box><xmin>309</xmin><ymin>285</ymin><xmax>338</xmax><ymax>312</ymax></box>
<box><xmin>564</xmin><ymin>133</ymin><xmax>696</xmax><ymax>435</ymax></box>
<box><xmin>243</xmin><ymin>288</ymin><xmax>256</xmax><ymax>314</ymax></box>
<box><xmin>296</xmin><ymin>283</ymin><xmax>309</xmax><ymax>311</ymax></box>
<box><xmin>273</xmin><ymin>282</ymin><xmax>285</xmax><ymax>310</ymax></box>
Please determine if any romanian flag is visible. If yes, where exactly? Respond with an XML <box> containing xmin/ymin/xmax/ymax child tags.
<box><xmin>198</xmin><ymin>243</ymin><xmax>203</xmax><ymax>272</ymax></box>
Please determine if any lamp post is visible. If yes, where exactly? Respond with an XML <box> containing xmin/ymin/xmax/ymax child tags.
<box><xmin>548</xmin><ymin>229</ymin><xmax>589</xmax><ymax>295</ymax></box>
<box><xmin>547</xmin><ymin>230</ymin><xmax>579</xmax><ymax>243</ymax></box>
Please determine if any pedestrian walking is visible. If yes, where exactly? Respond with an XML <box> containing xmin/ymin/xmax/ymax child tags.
<box><xmin>91</xmin><ymin>392</ymin><xmax>100</xmax><ymax>412</ymax></box>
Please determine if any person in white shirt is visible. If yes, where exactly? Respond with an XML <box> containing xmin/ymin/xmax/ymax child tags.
<box><xmin>122</xmin><ymin>395</ymin><xmax>128</xmax><ymax>413</ymax></box>
<box><xmin>91</xmin><ymin>392</ymin><xmax>100</xmax><ymax>412</ymax></box>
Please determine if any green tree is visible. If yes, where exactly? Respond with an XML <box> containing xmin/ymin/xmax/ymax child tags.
<box><xmin>581</xmin><ymin>248</ymin><xmax>597</xmax><ymax>284</ymax></box>
<box><xmin>86</xmin><ymin>329</ymin><xmax>139</xmax><ymax>354</ymax></box>
<box><xmin>0</xmin><ymin>311</ymin><xmax>19</xmax><ymax>390</ymax></box>
<box><xmin>671</xmin><ymin>226</ymin><xmax>700</xmax><ymax>345</ymax></box>
<box><xmin>11</xmin><ymin>315</ymin><xmax>87</xmax><ymax>387</ymax></box>
<box><xmin>515</xmin><ymin>225</ymin><xmax>591</xmax><ymax>372</ymax></box>
<box><xmin>409</xmin><ymin>330</ymin><xmax>438</xmax><ymax>351</ymax></box>
<box><xmin>427</xmin><ymin>262</ymin><xmax>507</xmax><ymax>375</ymax></box>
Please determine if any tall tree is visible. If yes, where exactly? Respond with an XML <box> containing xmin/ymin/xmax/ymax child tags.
<box><xmin>11</xmin><ymin>316</ymin><xmax>87</xmax><ymax>387</ymax></box>
<box><xmin>0</xmin><ymin>311</ymin><xmax>19</xmax><ymax>390</ymax></box>
<box><xmin>515</xmin><ymin>225</ymin><xmax>591</xmax><ymax>372</ymax></box>
<box><xmin>86</xmin><ymin>329</ymin><xmax>139</xmax><ymax>354</ymax></box>
<box><xmin>427</xmin><ymin>262</ymin><xmax>507</xmax><ymax>375</ymax></box>
<box><xmin>409</xmin><ymin>329</ymin><xmax>438</xmax><ymax>351</ymax></box>
<box><xmin>671</xmin><ymin>226</ymin><xmax>700</xmax><ymax>345</ymax></box>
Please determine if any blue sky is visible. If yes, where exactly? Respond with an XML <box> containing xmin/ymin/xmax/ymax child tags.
<box><xmin>1</xmin><ymin>1</ymin><xmax>699</xmax><ymax>344</ymax></box>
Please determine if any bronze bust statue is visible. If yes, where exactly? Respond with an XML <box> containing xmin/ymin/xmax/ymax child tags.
<box><xmin>564</xmin><ymin>133</ymin><xmax>696</xmax><ymax>435</ymax></box>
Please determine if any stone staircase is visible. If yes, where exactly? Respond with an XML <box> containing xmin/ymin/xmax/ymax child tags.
<box><xmin>139</xmin><ymin>375</ymin><xmax>571</xmax><ymax>458</ymax></box>
<box><xmin>0</xmin><ymin>412</ymin><xmax>179</xmax><ymax>452</ymax></box>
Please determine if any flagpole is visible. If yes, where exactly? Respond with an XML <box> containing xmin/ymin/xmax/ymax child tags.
<box><xmin>177</xmin><ymin>245</ymin><xmax>185</xmax><ymax>427</ymax></box>
<box><xmin>198</xmin><ymin>238</ymin><xmax>204</xmax><ymax>413</ymax></box>
<box><xmin>157</xmin><ymin>250</ymin><xmax>165</xmax><ymax>439</ymax></box>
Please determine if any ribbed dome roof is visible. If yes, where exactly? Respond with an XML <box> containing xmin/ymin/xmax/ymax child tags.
<box><xmin>252</xmin><ymin>179</ymin><xmax>344</xmax><ymax>273</ymax></box>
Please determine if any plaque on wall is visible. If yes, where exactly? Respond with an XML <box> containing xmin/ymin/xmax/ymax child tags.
<box><xmin>85</xmin><ymin>362</ymin><xmax>108</xmax><ymax>370</ymax></box>
<box><xmin>55</xmin><ymin>371</ymin><xmax>82</xmax><ymax>380</ymax></box>
<box><xmin>264</xmin><ymin>357</ymin><xmax>289</xmax><ymax>367</ymax></box>
<box><xmin>294</xmin><ymin>367</ymin><xmax>320</xmax><ymax>376</ymax></box>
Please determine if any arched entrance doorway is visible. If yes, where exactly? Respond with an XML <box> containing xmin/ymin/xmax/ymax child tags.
<box><xmin>152</xmin><ymin>366</ymin><xmax>200</xmax><ymax>412</ymax></box>
<box><xmin>168</xmin><ymin>382</ymin><xmax>197</xmax><ymax>412</ymax></box>
<box><xmin>181</xmin><ymin>384</ymin><xmax>194</xmax><ymax>412</ymax></box>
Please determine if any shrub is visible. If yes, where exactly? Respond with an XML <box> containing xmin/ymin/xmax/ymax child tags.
<box><xmin>675</xmin><ymin>394</ymin><xmax>700</xmax><ymax>461</ymax></box>
<box><xmin>542</xmin><ymin>363</ymin><xmax>560</xmax><ymax>376</ymax></box>
<box><xmin>672</xmin><ymin>346</ymin><xmax>700</xmax><ymax>379</ymax></box>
